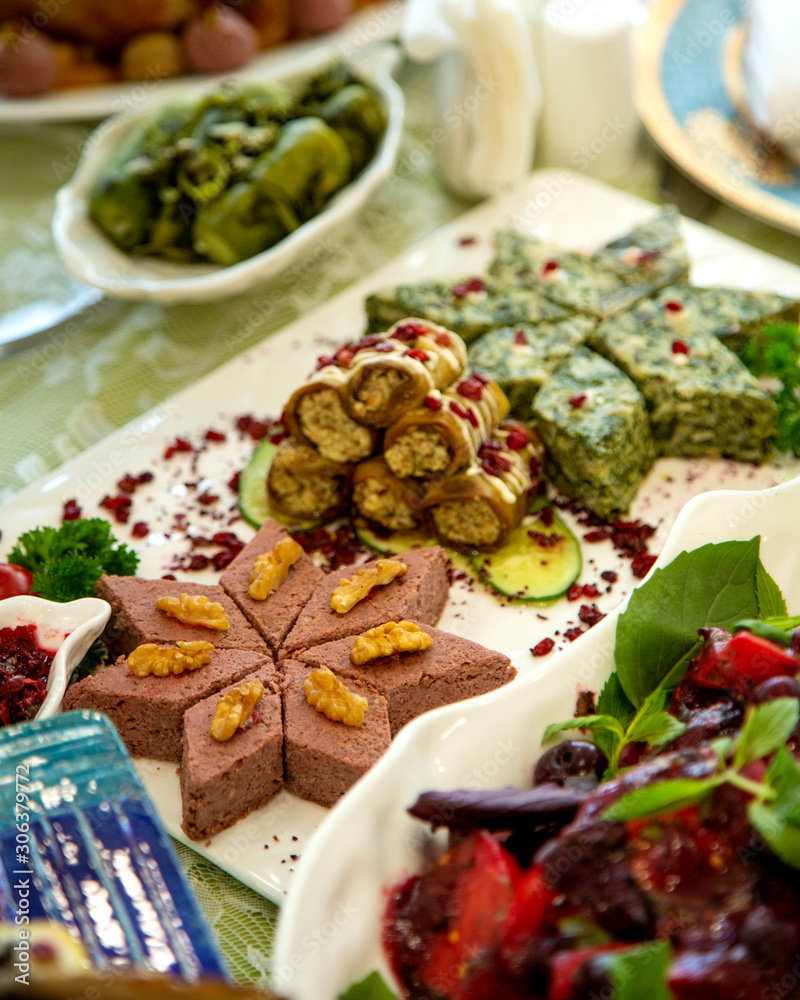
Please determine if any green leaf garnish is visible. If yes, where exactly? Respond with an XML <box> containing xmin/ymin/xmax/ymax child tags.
<box><xmin>625</xmin><ymin>688</ymin><xmax>685</xmax><ymax>747</ymax></box>
<box><xmin>597</xmin><ymin>673</ymin><xmax>636</xmax><ymax>729</ymax></box>
<box><xmin>614</xmin><ymin>539</ymin><xmax>762</xmax><ymax>707</ymax></box>
<box><xmin>734</xmin><ymin>699</ymin><xmax>800</xmax><ymax>770</ymax></box>
<box><xmin>756</xmin><ymin>558</ymin><xmax>788</xmax><ymax>617</ymax></box>
<box><xmin>9</xmin><ymin>518</ymin><xmax>139</xmax><ymax>602</ymax></box>
<box><xmin>605</xmin><ymin>941</ymin><xmax>676</xmax><ymax>1000</ymax></box>
<box><xmin>603</xmin><ymin>778</ymin><xmax>719</xmax><ymax>822</ymax></box>
<box><xmin>542</xmin><ymin>715</ymin><xmax>625</xmax><ymax>746</ymax></box>
<box><xmin>337</xmin><ymin>972</ymin><xmax>398</xmax><ymax>1000</ymax></box>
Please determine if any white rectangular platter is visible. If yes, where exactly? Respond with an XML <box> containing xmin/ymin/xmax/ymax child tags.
<box><xmin>1</xmin><ymin>170</ymin><xmax>799</xmax><ymax>904</ymax></box>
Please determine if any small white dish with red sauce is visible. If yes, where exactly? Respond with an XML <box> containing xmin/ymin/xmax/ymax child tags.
<box><xmin>0</xmin><ymin>595</ymin><xmax>110</xmax><ymax>726</ymax></box>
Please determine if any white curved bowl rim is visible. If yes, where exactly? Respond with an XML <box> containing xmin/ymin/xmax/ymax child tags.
<box><xmin>274</xmin><ymin>474</ymin><xmax>800</xmax><ymax>1000</ymax></box>
<box><xmin>0</xmin><ymin>595</ymin><xmax>111</xmax><ymax>722</ymax></box>
<box><xmin>52</xmin><ymin>43</ymin><xmax>405</xmax><ymax>303</ymax></box>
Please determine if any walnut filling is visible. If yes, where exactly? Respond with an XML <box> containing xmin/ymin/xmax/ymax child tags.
<box><xmin>353</xmin><ymin>477</ymin><xmax>419</xmax><ymax>531</ymax></box>
<box><xmin>269</xmin><ymin>459</ymin><xmax>344</xmax><ymax>519</ymax></box>
<box><xmin>431</xmin><ymin>499</ymin><xmax>502</xmax><ymax>548</ymax></box>
<box><xmin>354</xmin><ymin>368</ymin><xmax>405</xmax><ymax>418</ymax></box>
<box><xmin>384</xmin><ymin>427</ymin><xmax>452</xmax><ymax>478</ymax></box>
<box><xmin>297</xmin><ymin>387</ymin><xmax>373</xmax><ymax>463</ymax></box>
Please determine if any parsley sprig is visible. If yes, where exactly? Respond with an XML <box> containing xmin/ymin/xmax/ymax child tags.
<box><xmin>740</xmin><ymin>321</ymin><xmax>800</xmax><ymax>456</ymax></box>
<box><xmin>9</xmin><ymin>518</ymin><xmax>138</xmax><ymax>603</ymax></box>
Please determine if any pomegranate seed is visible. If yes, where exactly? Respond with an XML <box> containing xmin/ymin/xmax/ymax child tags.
<box><xmin>481</xmin><ymin>438</ymin><xmax>503</xmax><ymax>452</ymax></box>
<box><xmin>569</xmin><ymin>394</ymin><xmax>587</xmax><ymax>410</ymax></box>
<box><xmin>456</xmin><ymin>378</ymin><xmax>484</xmax><ymax>401</ymax></box>
<box><xmin>465</xmin><ymin>408</ymin><xmax>478</xmax><ymax>428</ymax></box>
<box><xmin>540</xmin><ymin>259</ymin><xmax>560</xmax><ymax>276</ymax></box>
<box><xmin>392</xmin><ymin>321</ymin><xmax>427</xmax><ymax>341</ymax></box>
<box><xmin>449</xmin><ymin>401</ymin><xmax>469</xmax><ymax>420</ymax></box>
<box><xmin>315</xmin><ymin>355</ymin><xmax>335</xmax><ymax>370</ymax></box>
<box><xmin>424</xmin><ymin>395</ymin><xmax>442</xmax><ymax>411</ymax></box>
<box><xmin>505</xmin><ymin>425</ymin><xmax>529</xmax><ymax>450</ymax></box>
<box><xmin>62</xmin><ymin>499</ymin><xmax>82</xmax><ymax>521</ymax></box>
<box><xmin>435</xmin><ymin>332</ymin><xmax>453</xmax><ymax>347</ymax></box>
<box><xmin>531</xmin><ymin>637</ymin><xmax>555</xmax><ymax>656</ymax></box>
<box><xmin>205</xmin><ymin>429</ymin><xmax>226</xmax><ymax>442</ymax></box>
<box><xmin>564</xmin><ymin>627</ymin><xmax>584</xmax><ymax>642</ymax></box>
<box><xmin>566</xmin><ymin>583</ymin><xmax>582</xmax><ymax>601</ymax></box>
<box><xmin>139</xmin><ymin>472</ymin><xmax>154</xmax><ymax>484</ymax></box>
<box><xmin>405</xmin><ymin>348</ymin><xmax>429</xmax><ymax>363</ymax></box>
<box><xmin>513</xmin><ymin>329</ymin><xmax>528</xmax><ymax>345</ymax></box>
<box><xmin>335</xmin><ymin>346</ymin><xmax>356</xmax><ymax>367</ymax></box>
<box><xmin>131</xmin><ymin>521</ymin><xmax>149</xmax><ymax>539</ymax></box>
<box><xmin>582</xmin><ymin>583</ymin><xmax>600</xmax><ymax>598</ymax></box>
<box><xmin>664</xmin><ymin>299</ymin><xmax>683</xmax><ymax>313</ymax></box>
<box><xmin>672</xmin><ymin>339</ymin><xmax>690</xmax><ymax>355</ymax></box>
<box><xmin>452</xmin><ymin>277</ymin><xmax>485</xmax><ymax>298</ymax></box>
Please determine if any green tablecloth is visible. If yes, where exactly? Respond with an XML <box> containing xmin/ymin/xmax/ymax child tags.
<box><xmin>3</xmin><ymin>59</ymin><xmax>800</xmax><ymax>986</ymax></box>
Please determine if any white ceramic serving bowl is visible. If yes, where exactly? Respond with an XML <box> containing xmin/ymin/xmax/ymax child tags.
<box><xmin>52</xmin><ymin>43</ymin><xmax>405</xmax><ymax>303</ymax></box>
<box><xmin>0</xmin><ymin>595</ymin><xmax>110</xmax><ymax>721</ymax></box>
<box><xmin>273</xmin><ymin>474</ymin><xmax>800</xmax><ymax>999</ymax></box>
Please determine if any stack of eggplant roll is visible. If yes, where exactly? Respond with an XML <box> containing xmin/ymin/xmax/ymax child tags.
<box><xmin>269</xmin><ymin>319</ymin><xmax>545</xmax><ymax>550</ymax></box>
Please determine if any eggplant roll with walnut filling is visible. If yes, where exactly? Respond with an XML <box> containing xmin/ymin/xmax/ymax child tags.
<box><xmin>352</xmin><ymin>457</ymin><xmax>424</xmax><ymax>531</ymax></box>
<box><xmin>267</xmin><ymin>438</ymin><xmax>352</xmax><ymax>521</ymax></box>
<box><xmin>343</xmin><ymin>319</ymin><xmax>468</xmax><ymax>427</ymax></box>
<box><xmin>282</xmin><ymin>366</ymin><xmax>378</xmax><ymax>465</ymax></box>
<box><xmin>422</xmin><ymin>422</ymin><xmax>546</xmax><ymax>551</ymax></box>
<box><xmin>383</xmin><ymin>374</ymin><xmax>510</xmax><ymax>479</ymax></box>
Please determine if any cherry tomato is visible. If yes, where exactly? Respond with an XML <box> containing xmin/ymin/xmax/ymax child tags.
<box><xmin>0</xmin><ymin>564</ymin><xmax>33</xmax><ymax>600</ymax></box>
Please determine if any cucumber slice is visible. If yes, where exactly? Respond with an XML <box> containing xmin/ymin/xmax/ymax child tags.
<box><xmin>471</xmin><ymin>507</ymin><xmax>582</xmax><ymax>603</ymax></box>
<box><xmin>237</xmin><ymin>438</ymin><xmax>318</xmax><ymax>532</ymax></box>
<box><xmin>353</xmin><ymin>519</ymin><xmax>473</xmax><ymax>574</ymax></box>
<box><xmin>353</xmin><ymin>518</ymin><xmax>437</xmax><ymax>556</ymax></box>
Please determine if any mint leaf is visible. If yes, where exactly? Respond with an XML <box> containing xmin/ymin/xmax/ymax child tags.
<box><xmin>734</xmin><ymin>699</ymin><xmax>800</xmax><ymax>769</ymax></box>
<box><xmin>606</xmin><ymin>941</ymin><xmax>675</xmax><ymax>1000</ymax></box>
<box><xmin>615</xmin><ymin>539</ymin><xmax>762</xmax><ymax>707</ymax></box>
<box><xmin>757</xmin><ymin>560</ymin><xmax>788</xmax><ymax>618</ymax></box>
<box><xmin>337</xmin><ymin>972</ymin><xmax>398</xmax><ymax>1000</ymax></box>
<box><xmin>749</xmin><ymin>801</ymin><xmax>800</xmax><ymax>869</ymax></box>
<box><xmin>767</xmin><ymin>746</ymin><xmax>800</xmax><ymax>811</ymax></box>
<box><xmin>542</xmin><ymin>715</ymin><xmax>625</xmax><ymax>746</ymax></box>
<box><xmin>597</xmin><ymin>673</ymin><xmax>636</xmax><ymax>728</ymax></box>
<box><xmin>626</xmin><ymin>710</ymin><xmax>685</xmax><ymax>748</ymax></box>
<box><xmin>603</xmin><ymin>778</ymin><xmax>718</xmax><ymax>822</ymax></box>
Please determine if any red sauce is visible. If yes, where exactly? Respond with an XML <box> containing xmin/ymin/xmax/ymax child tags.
<box><xmin>0</xmin><ymin>624</ymin><xmax>54</xmax><ymax>727</ymax></box>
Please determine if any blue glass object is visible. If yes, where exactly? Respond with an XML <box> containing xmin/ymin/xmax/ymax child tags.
<box><xmin>0</xmin><ymin>710</ymin><xmax>227</xmax><ymax>980</ymax></box>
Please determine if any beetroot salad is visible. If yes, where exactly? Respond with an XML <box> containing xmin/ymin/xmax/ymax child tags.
<box><xmin>383</xmin><ymin>545</ymin><xmax>800</xmax><ymax>1000</ymax></box>
<box><xmin>0</xmin><ymin>624</ymin><xmax>55</xmax><ymax>726</ymax></box>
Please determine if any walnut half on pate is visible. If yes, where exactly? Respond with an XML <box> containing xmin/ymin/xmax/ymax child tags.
<box><xmin>127</xmin><ymin>640</ymin><xmax>214</xmax><ymax>677</ymax></box>
<box><xmin>330</xmin><ymin>558</ymin><xmax>407</xmax><ymax>614</ymax></box>
<box><xmin>155</xmin><ymin>593</ymin><xmax>230</xmax><ymax>630</ymax></box>
<box><xmin>210</xmin><ymin>679</ymin><xmax>265</xmax><ymax>742</ymax></box>
<box><xmin>350</xmin><ymin>621</ymin><xmax>433</xmax><ymax>665</ymax></box>
<box><xmin>303</xmin><ymin>668</ymin><xmax>368</xmax><ymax>727</ymax></box>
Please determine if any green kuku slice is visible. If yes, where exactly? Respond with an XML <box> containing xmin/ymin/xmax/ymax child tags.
<box><xmin>588</xmin><ymin>298</ymin><xmax>778</xmax><ymax>462</ymax></box>
<box><xmin>467</xmin><ymin>316</ymin><xmax>595</xmax><ymax>417</ymax></box>
<box><xmin>532</xmin><ymin>347</ymin><xmax>655</xmax><ymax>520</ymax></box>
<box><xmin>364</xmin><ymin>277</ymin><xmax>570</xmax><ymax>344</ymax></box>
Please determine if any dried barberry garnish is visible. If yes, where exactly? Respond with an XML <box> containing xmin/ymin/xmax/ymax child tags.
<box><xmin>601</xmin><ymin>570</ymin><xmax>618</xmax><ymax>583</ymax></box>
<box><xmin>424</xmin><ymin>395</ymin><xmax>442</xmax><ymax>411</ymax></box>
<box><xmin>435</xmin><ymin>332</ymin><xmax>453</xmax><ymax>347</ymax></box>
<box><xmin>392</xmin><ymin>320</ymin><xmax>427</xmax><ymax>341</ymax></box>
<box><xmin>405</xmin><ymin>348</ymin><xmax>429</xmax><ymax>363</ymax></box>
<box><xmin>539</xmin><ymin>506</ymin><xmax>554</xmax><ymax>527</ymax></box>
<box><xmin>631</xmin><ymin>553</ymin><xmax>658</xmax><ymax>578</ymax></box>
<box><xmin>566</xmin><ymin>583</ymin><xmax>582</xmax><ymax>601</ymax></box>
<box><xmin>456</xmin><ymin>376</ymin><xmax>484</xmax><ymax>401</ymax></box>
<box><xmin>235</xmin><ymin>415</ymin><xmax>275</xmax><ymax>441</ymax></box>
<box><xmin>62</xmin><ymin>499</ymin><xmax>82</xmax><ymax>522</ymax></box>
<box><xmin>205</xmin><ymin>429</ymin><xmax>226</xmax><ymax>442</ymax></box>
<box><xmin>187</xmin><ymin>554</ymin><xmax>209</xmax><ymax>571</ymax></box>
<box><xmin>664</xmin><ymin>299</ymin><xmax>683</xmax><ymax>313</ymax></box>
<box><xmin>100</xmin><ymin>494</ymin><xmax>132</xmax><ymax>524</ymax></box>
<box><xmin>578</xmin><ymin>603</ymin><xmax>605</xmax><ymax>626</ymax></box>
<box><xmin>197</xmin><ymin>491</ymin><xmax>219</xmax><ymax>506</ymax></box>
<box><xmin>228</xmin><ymin>471</ymin><xmax>241</xmax><ymax>493</ymax></box>
<box><xmin>563</xmin><ymin>626</ymin><xmax>584</xmax><ymax>642</ymax></box>
<box><xmin>131</xmin><ymin>522</ymin><xmax>149</xmax><ymax>539</ymax></box>
<box><xmin>582</xmin><ymin>583</ymin><xmax>600</xmax><ymax>598</ymax></box>
<box><xmin>528</xmin><ymin>531</ymin><xmax>562</xmax><ymax>549</ymax></box>
<box><xmin>163</xmin><ymin>437</ymin><xmax>193</xmax><ymax>459</ymax></box>
<box><xmin>569</xmin><ymin>394</ymin><xmax>587</xmax><ymax>410</ymax></box>
<box><xmin>672</xmin><ymin>339</ymin><xmax>690</xmax><ymax>355</ymax></box>
<box><xmin>513</xmin><ymin>329</ymin><xmax>528</xmax><ymax>346</ymax></box>
<box><xmin>531</xmin><ymin>637</ymin><xmax>555</xmax><ymax>657</ymax></box>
